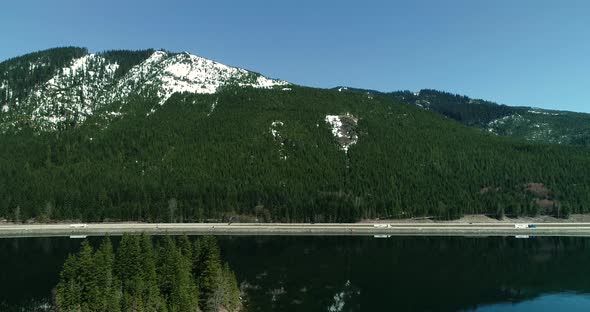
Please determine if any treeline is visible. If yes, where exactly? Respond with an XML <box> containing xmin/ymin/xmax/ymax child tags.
<box><xmin>55</xmin><ymin>234</ymin><xmax>240</xmax><ymax>312</ymax></box>
<box><xmin>98</xmin><ymin>49</ymin><xmax>155</xmax><ymax>78</ymax></box>
<box><xmin>1</xmin><ymin>87</ymin><xmax>590</xmax><ymax>222</ymax></box>
<box><xmin>0</xmin><ymin>47</ymin><xmax>153</xmax><ymax>110</ymax></box>
<box><xmin>387</xmin><ymin>89</ymin><xmax>590</xmax><ymax>146</ymax></box>
<box><xmin>337</xmin><ymin>87</ymin><xmax>590</xmax><ymax>146</ymax></box>
<box><xmin>334</xmin><ymin>87</ymin><xmax>516</xmax><ymax>127</ymax></box>
<box><xmin>0</xmin><ymin>47</ymin><xmax>88</xmax><ymax>105</ymax></box>
<box><xmin>388</xmin><ymin>89</ymin><xmax>516</xmax><ymax>127</ymax></box>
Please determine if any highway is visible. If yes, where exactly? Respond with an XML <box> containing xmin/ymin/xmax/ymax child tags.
<box><xmin>2</xmin><ymin>222</ymin><xmax>590</xmax><ymax>238</ymax></box>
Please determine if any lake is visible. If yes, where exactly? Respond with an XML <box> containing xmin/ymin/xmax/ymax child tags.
<box><xmin>2</xmin><ymin>235</ymin><xmax>590</xmax><ymax>311</ymax></box>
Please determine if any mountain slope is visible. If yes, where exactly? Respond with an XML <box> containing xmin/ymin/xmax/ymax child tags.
<box><xmin>1</xmin><ymin>48</ymin><xmax>590</xmax><ymax>223</ymax></box>
<box><xmin>0</xmin><ymin>47</ymin><xmax>88</xmax><ymax>107</ymax></box>
<box><xmin>1</xmin><ymin>85</ymin><xmax>590</xmax><ymax>222</ymax></box>
<box><xmin>0</xmin><ymin>48</ymin><xmax>288</xmax><ymax>131</ymax></box>
<box><xmin>335</xmin><ymin>87</ymin><xmax>590</xmax><ymax>146</ymax></box>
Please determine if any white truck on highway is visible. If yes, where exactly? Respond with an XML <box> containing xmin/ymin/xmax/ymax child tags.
<box><xmin>515</xmin><ymin>224</ymin><xmax>537</xmax><ymax>229</ymax></box>
<box><xmin>69</xmin><ymin>224</ymin><xmax>88</xmax><ymax>229</ymax></box>
<box><xmin>373</xmin><ymin>224</ymin><xmax>391</xmax><ymax>229</ymax></box>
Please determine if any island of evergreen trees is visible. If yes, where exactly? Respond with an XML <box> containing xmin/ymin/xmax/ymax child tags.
<box><xmin>55</xmin><ymin>235</ymin><xmax>240</xmax><ymax>312</ymax></box>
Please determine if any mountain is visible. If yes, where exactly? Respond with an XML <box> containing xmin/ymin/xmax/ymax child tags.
<box><xmin>0</xmin><ymin>47</ymin><xmax>287</xmax><ymax>131</ymax></box>
<box><xmin>334</xmin><ymin>87</ymin><xmax>590</xmax><ymax>145</ymax></box>
<box><xmin>1</xmin><ymin>48</ymin><xmax>590</xmax><ymax>223</ymax></box>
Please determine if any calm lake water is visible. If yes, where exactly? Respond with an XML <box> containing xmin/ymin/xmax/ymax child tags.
<box><xmin>2</xmin><ymin>235</ymin><xmax>590</xmax><ymax>311</ymax></box>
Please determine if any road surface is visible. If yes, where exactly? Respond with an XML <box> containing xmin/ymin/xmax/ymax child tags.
<box><xmin>2</xmin><ymin>222</ymin><xmax>590</xmax><ymax>238</ymax></box>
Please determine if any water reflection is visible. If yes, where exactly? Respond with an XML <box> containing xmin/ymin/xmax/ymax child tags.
<box><xmin>219</xmin><ymin>236</ymin><xmax>590</xmax><ymax>311</ymax></box>
<box><xmin>473</xmin><ymin>293</ymin><xmax>590</xmax><ymax>311</ymax></box>
<box><xmin>1</xmin><ymin>236</ymin><xmax>590</xmax><ymax>311</ymax></box>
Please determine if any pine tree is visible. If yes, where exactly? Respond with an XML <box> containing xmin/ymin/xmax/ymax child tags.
<box><xmin>194</xmin><ymin>237</ymin><xmax>223</xmax><ymax>312</ymax></box>
<box><xmin>77</xmin><ymin>241</ymin><xmax>100</xmax><ymax>311</ymax></box>
<box><xmin>94</xmin><ymin>236</ymin><xmax>119</xmax><ymax>311</ymax></box>
<box><xmin>55</xmin><ymin>235</ymin><xmax>238</xmax><ymax>312</ymax></box>
<box><xmin>221</xmin><ymin>263</ymin><xmax>241</xmax><ymax>311</ymax></box>
<box><xmin>56</xmin><ymin>254</ymin><xmax>82</xmax><ymax>311</ymax></box>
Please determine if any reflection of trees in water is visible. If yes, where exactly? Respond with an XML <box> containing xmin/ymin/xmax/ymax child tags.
<box><xmin>2</xmin><ymin>236</ymin><xmax>590</xmax><ymax>311</ymax></box>
<box><xmin>0</xmin><ymin>298</ymin><xmax>52</xmax><ymax>312</ymax></box>
<box><xmin>218</xmin><ymin>236</ymin><xmax>590</xmax><ymax>312</ymax></box>
<box><xmin>0</xmin><ymin>237</ymin><xmax>86</xmax><ymax>310</ymax></box>
<box><xmin>328</xmin><ymin>280</ymin><xmax>360</xmax><ymax>312</ymax></box>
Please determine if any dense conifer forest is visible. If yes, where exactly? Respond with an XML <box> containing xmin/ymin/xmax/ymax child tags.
<box><xmin>55</xmin><ymin>234</ymin><xmax>240</xmax><ymax>312</ymax></box>
<box><xmin>337</xmin><ymin>87</ymin><xmax>590</xmax><ymax>145</ymax></box>
<box><xmin>389</xmin><ymin>89</ymin><xmax>516</xmax><ymax>127</ymax></box>
<box><xmin>0</xmin><ymin>47</ymin><xmax>88</xmax><ymax>105</ymax></box>
<box><xmin>1</xmin><ymin>86</ymin><xmax>590</xmax><ymax>222</ymax></box>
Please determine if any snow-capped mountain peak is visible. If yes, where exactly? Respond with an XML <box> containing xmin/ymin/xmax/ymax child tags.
<box><xmin>29</xmin><ymin>53</ymin><xmax>119</xmax><ymax>128</ymax></box>
<box><xmin>0</xmin><ymin>48</ymin><xmax>289</xmax><ymax>131</ymax></box>
<box><xmin>113</xmin><ymin>50</ymin><xmax>288</xmax><ymax>105</ymax></box>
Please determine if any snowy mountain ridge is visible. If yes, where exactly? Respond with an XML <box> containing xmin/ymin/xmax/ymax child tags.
<box><xmin>110</xmin><ymin>51</ymin><xmax>288</xmax><ymax>106</ymax></box>
<box><xmin>0</xmin><ymin>48</ymin><xmax>289</xmax><ymax>131</ymax></box>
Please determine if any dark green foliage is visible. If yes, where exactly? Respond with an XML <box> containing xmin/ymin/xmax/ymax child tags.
<box><xmin>16</xmin><ymin>87</ymin><xmax>590</xmax><ymax>221</ymax></box>
<box><xmin>1</xmin><ymin>87</ymin><xmax>590</xmax><ymax>221</ymax></box>
<box><xmin>55</xmin><ymin>235</ymin><xmax>240</xmax><ymax>312</ymax></box>
<box><xmin>55</xmin><ymin>239</ymin><xmax>121</xmax><ymax>312</ymax></box>
<box><xmin>389</xmin><ymin>89</ymin><xmax>515</xmax><ymax>127</ymax></box>
<box><xmin>0</xmin><ymin>47</ymin><xmax>87</xmax><ymax>106</ymax></box>
<box><xmin>389</xmin><ymin>89</ymin><xmax>590</xmax><ymax>145</ymax></box>
<box><xmin>337</xmin><ymin>87</ymin><xmax>590</xmax><ymax>146</ymax></box>
<box><xmin>98</xmin><ymin>49</ymin><xmax>154</xmax><ymax>78</ymax></box>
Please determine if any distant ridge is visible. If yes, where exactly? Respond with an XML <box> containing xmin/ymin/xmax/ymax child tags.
<box><xmin>333</xmin><ymin>86</ymin><xmax>590</xmax><ymax>146</ymax></box>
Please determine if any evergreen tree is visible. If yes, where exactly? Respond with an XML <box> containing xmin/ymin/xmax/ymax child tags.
<box><xmin>56</xmin><ymin>235</ymin><xmax>237</xmax><ymax>312</ymax></box>
<box><xmin>56</xmin><ymin>254</ymin><xmax>82</xmax><ymax>311</ymax></box>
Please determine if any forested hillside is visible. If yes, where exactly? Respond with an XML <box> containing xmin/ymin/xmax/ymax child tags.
<box><xmin>336</xmin><ymin>87</ymin><xmax>590</xmax><ymax>146</ymax></box>
<box><xmin>0</xmin><ymin>47</ymin><xmax>87</xmax><ymax>107</ymax></box>
<box><xmin>55</xmin><ymin>234</ymin><xmax>240</xmax><ymax>312</ymax></box>
<box><xmin>390</xmin><ymin>89</ymin><xmax>590</xmax><ymax>145</ymax></box>
<box><xmin>1</xmin><ymin>86</ymin><xmax>590</xmax><ymax>222</ymax></box>
<box><xmin>0</xmin><ymin>47</ymin><xmax>286</xmax><ymax>131</ymax></box>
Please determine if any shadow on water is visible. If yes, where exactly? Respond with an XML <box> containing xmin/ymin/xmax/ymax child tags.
<box><xmin>1</xmin><ymin>236</ymin><xmax>590</xmax><ymax>311</ymax></box>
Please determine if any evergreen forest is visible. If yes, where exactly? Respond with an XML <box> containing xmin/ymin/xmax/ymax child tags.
<box><xmin>1</xmin><ymin>86</ymin><xmax>590</xmax><ymax>222</ymax></box>
<box><xmin>55</xmin><ymin>234</ymin><xmax>240</xmax><ymax>312</ymax></box>
<box><xmin>2</xmin><ymin>48</ymin><xmax>590</xmax><ymax>223</ymax></box>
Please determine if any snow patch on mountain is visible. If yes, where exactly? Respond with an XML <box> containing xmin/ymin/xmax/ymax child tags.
<box><xmin>325</xmin><ymin>114</ymin><xmax>359</xmax><ymax>152</ymax></box>
<box><xmin>28</xmin><ymin>54</ymin><xmax>119</xmax><ymax>130</ymax></box>
<box><xmin>112</xmin><ymin>51</ymin><xmax>288</xmax><ymax>106</ymax></box>
<box><xmin>528</xmin><ymin>109</ymin><xmax>561</xmax><ymax>116</ymax></box>
<box><xmin>270</xmin><ymin>120</ymin><xmax>287</xmax><ymax>160</ymax></box>
<box><xmin>487</xmin><ymin>113</ymin><xmax>563</xmax><ymax>143</ymax></box>
<box><xmin>487</xmin><ymin>114</ymin><xmax>524</xmax><ymax>129</ymax></box>
<box><xmin>28</xmin><ymin>60</ymin><xmax>49</xmax><ymax>72</ymax></box>
<box><xmin>1</xmin><ymin>49</ymin><xmax>290</xmax><ymax>131</ymax></box>
<box><xmin>208</xmin><ymin>98</ymin><xmax>218</xmax><ymax>116</ymax></box>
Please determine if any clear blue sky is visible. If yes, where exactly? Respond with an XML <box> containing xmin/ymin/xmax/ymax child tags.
<box><xmin>1</xmin><ymin>0</ymin><xmax>589</xmax><ymax>113</ymax></box>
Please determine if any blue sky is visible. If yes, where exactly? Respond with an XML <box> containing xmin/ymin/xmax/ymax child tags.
<box><xmin>1</xmin><ymin>0</ymin><xmax>589</xmax><ymax>112</ymax></box>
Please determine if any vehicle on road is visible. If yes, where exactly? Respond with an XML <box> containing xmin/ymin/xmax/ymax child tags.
<box><xmin>373</xmin><ymin>224</ymin><xmax>391</xmax><ymax>229</ymax></box>
<box><xmin>69</xmin><ymin>224</ymin><xmax>88</xmax><ymax>229</ymax></box>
